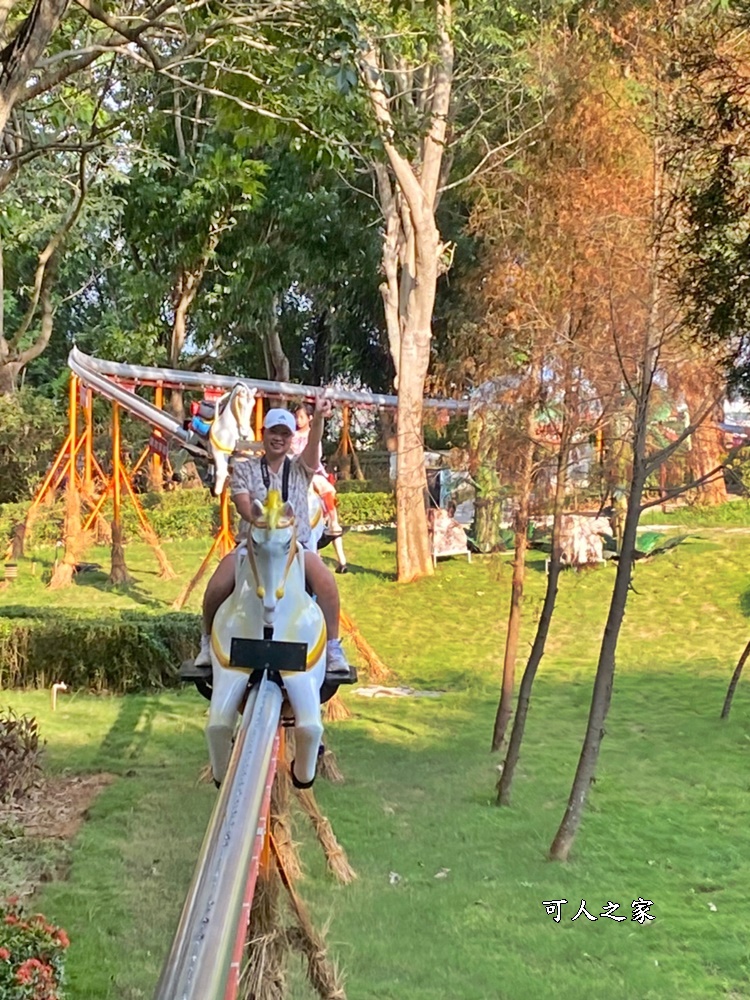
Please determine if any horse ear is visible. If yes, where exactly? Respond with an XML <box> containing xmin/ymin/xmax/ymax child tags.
<box><xmin>281</xmin><ymin>501</ymin><xmax>294</xmax><ymax>522</ymax></box>
<box><xmin>251</xmin><ymin>498</ymin><xmax>265</xmax><ymax>523</ymax></box>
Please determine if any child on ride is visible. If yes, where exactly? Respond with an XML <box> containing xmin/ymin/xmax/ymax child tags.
<box><xmin>195</xmin><ymin>394</ymin><xmax>354</xmax><ymax>681</ymax></box>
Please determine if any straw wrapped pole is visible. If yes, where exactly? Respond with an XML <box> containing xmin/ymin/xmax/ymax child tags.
<box><xmin>317</xmin><ymin>746</ymin><xmax>345</xmax><ymax>784</ymax></box>
<box><xmin>270</xmin><ymin>835</ymin><xmax>347</xmax><ymax>1000</ymax></box>
<box><xmin>272</xmin><ymin>731</ymin><xmax>302</xmax><ymax>883</ymax></box>
<box><xmin>48</xmin><ymin>482</ymin><xmax>89</xmax><ymax>589</ymax></box>
<box><xmin>324</xmin><ymin>693</ymin><xmax>352</xmax><ymax>722</ymax></box>
<box><xmin>294</xmin><ymin>788</ymin><xmax>357</xmax><ymax>885</ymax></box>
<box><xmin>339</xmin><ymin>610</ymin><xmax>392</xmax><ymax>682</ymax></box>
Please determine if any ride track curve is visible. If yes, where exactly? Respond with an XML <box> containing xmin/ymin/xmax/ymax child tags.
<box><xmin>68</xmin><ymin>346</ymin><xmax>469</xmax><ymax>429</ymax></box>
<box><xmin>66</xmin><ymin>348</ymin><xmax>464</xmax><ymax>995</ymax></box>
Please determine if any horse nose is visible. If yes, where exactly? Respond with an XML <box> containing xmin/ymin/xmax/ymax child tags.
<box><xmin>262</xmin><ymin>594</ymin><xmax>277</xmax><ymax>618</ymax></box>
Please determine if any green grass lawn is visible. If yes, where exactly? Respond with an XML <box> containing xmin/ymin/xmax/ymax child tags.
<box><xmin>3</xmin><ymin>527</ymin><xmax>750</xmax><ymax>998</ymax></box>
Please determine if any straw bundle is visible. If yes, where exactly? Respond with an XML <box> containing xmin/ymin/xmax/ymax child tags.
<box><xmin>295</xmin><ymin>789</ymin><xmax>357</xmax><ymax>885</ymax></box>
<box><xmin>339</xmin><ymin>610</ymin><xmax>392</xmax><ymax>682</ymax></box>
<box><xmin>324</xmin><ymin>693</ymin><xmax>352</xmax><ymax>722</ymax></box>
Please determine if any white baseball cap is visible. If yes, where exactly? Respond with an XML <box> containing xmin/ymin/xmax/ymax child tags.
<box><xmin>263</xmin><ymin>408</ymin><xmax>296</xmax><ymax>433</ymax></box>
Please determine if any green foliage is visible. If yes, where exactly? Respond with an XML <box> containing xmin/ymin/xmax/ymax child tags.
<box><xmin>0</xmin><ymin>491</ymin><xmax>224</xmax><ymax>548</ymax></box>
<box><xmin>0</xmin><ymin>898</ymin><xmax>68</xmax><ymax>1000</ymax></box>
<box><xmin>336</xmin><ymin>491</ymin><xmax>394</xmax><ymax>525</ymax></box>
<box><xmin>0</xmin><ymin>393</ymin><xmax>64</xmax><ymax>504</ymax></box>
<box><xmin>0</xmin><ymin>486</ymin><xmax>393</xmax><ymax>547</ymax></box>
<box><xmin>0</xmin><ymin>609</ymin><xmax>198</xmax><ymax>694</ymax></box>
<box><xmin>334</xmin><ymin>479</ymin><xmax>392</xmax><ymax>495</ymax></box>
<box><xmin>0</xmin><ymin>710</ymin><xmax>43</xmax><ymax>804</ymax></box>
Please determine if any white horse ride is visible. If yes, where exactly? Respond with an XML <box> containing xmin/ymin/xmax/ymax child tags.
<box><xmin>206</xmin><ymin>489</ymin><xmax>326</xmax><ymax>788</ymax></box>
<box><xmin>207</xmin><ymin>383</ymin><xmax>257</xmax><ymax>496</ymax></box>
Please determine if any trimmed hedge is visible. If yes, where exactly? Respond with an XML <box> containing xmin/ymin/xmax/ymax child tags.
<box><xmin>337</xmin><ymin>491</ymin><xmax>395</xmax><ymax>525</ymax></box>
<box><xmin>1</xmin><ymin>486</ymin><xmax>394</xmax><ymax>547</ymax></box>
<box><xmin>0</xmin><ymin>607</ymin><xmax>199</xmax><ymax>693</ymax></box>
<box><xmin>335</xmin><ymin>478</ymin><xmax>393</xmax><ymax>495</ymax></box>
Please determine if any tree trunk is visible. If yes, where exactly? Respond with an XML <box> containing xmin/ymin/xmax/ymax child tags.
<box><xmin>491</xmin><ymin>428</ymin><xmax>535</xmax><ymax>751</ymax></box>
<box><xmin>497</xmin><ymin>438</ymin><xmax>570</xmax><ymax>805</ymax></box>
<box><xmin>549</xmin><ymin>444</ymin><xmax>647</xmax><ymax>861</ymax></box>
<box><xmin>721</xmin><ymin>638</ymin><xmax>750</xmax><ymax>720</ymax></box>
<box><xmin>264</xmin><ymin>297</ymin><xmax>290</xmax><ymax>382</ymax></box>
<box><xmin>310</xmin><ymin>310</ymin><xmax>331</xmax><ymax>386</ymax></box>
<box><xmin>0</xmin><ymin>360</ymin><xmax>21</xmax><ymax>394</ymax></box>
<box><xmin>0</xmin><ymin>0</ymin><xmax>69</xmax><ymax>138</ymax></box>
<box><xmin>395</xmin><ymin>333</ymin><xmax>433</xmax><ymax>581</ymax></box>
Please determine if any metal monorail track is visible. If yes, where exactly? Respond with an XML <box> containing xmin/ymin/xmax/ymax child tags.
<box><xmin>153</xmin><ymin>674</ymin><xmax>283</xmax><ymax>1000</ymax></box>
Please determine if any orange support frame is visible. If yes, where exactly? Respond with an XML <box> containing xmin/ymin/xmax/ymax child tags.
<box><xmin>151</xmin><ymin>383</ymin><xmax>165</xmax><ymax>489</ymax></box>
<box><xmin>171</xmin><ymin>486</ymin><xmax>235</xmax><ymax>609</ymax></box>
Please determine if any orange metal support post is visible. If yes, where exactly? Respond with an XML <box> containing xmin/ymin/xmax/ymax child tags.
<box><xmin>171</xmin><ymin>485</ymin><xmax>235</xmax><ymax>609</ymax></box>
<box><xmin>68</xmin><ymin>373</ymin><xmax>78</xmax><ymax>482</ymax></box>
<box><xmin>254</xmin><ymin>396</ymin><xmax>264</xmax><ymax>440</ymax></box>
<box><xmin>112</xmin><ymin>402</ymin><xmax>122</xmax><ymax>528</ymax></box>
<box><xmin>151</xmin><ymin>383</ymin><xmax>164</xmax><ymax>488</ymax></box>
<box><xmin>83</xmin><ymin>385</ymin><xmax>93</xmax><ymax>491</ymax></box>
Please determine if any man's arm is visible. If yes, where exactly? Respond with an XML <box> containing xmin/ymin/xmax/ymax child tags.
<box><xmin>233</xmin><ymin>491</ymin><xmax>254</xmax><ymax>523</ymax></box>
<box><xmin>300</xmin><ymin>393</ymin><xmax>333</xmax><ymax>472</ymax></box>
<box><xmin>230</xmin><ymin>460</ymin><xmax>255</xmax><ymax>522</ymax></box>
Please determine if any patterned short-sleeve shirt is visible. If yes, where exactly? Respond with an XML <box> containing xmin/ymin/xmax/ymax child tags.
<box><xmin>231</xmin><ymin>455</ymin><xmax>314</xmax><ymax>547</ymax></box>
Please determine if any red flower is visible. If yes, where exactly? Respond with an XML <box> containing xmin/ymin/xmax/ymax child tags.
<box><xmin>54</xmin><ymin>928</ymin><xmax>70</xmax><ymax>949</ymax></box>
<box><xmin>4</xmin><ymin>914</ymin><xmax>18</xmax><ymax>925</ymax></box>
<box><xmin>16</xmin><ymin>957</ymin><xmax>42</xmax><ymax>984</ymax></box>
<box><xmin>0</xmin><ymin>946</ymin><xmax>10</xmax><ymax>960</ymax></box>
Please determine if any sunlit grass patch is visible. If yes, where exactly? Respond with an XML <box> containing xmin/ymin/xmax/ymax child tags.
<box><xmin>3</xmin><ymin>526</ymin><xmax>750</xmax><ymax>997</ymax></box>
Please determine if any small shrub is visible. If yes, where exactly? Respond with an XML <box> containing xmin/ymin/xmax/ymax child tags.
<box><xmin>0</xmin><ymin>897</ymin><xmax>69</xmax><ymax>1000</ymax></box>
<box><xmin>0</xmin><ymin>711</ymin><xmax>43</xmax><ymax>804</ymax></box>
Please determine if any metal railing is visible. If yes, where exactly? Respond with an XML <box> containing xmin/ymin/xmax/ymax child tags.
<box><xmin>154</xmin><ymin>674</ymin><xmax>283</xmax><ymax>1000</ymax></box>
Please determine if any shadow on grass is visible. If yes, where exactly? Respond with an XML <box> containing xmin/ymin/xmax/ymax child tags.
<box><xmin>81</xmin><ymin>574</ymin><xmax>168</xmax><ymax>610</ymax></box>
<box><xmin>96</xmin><ymin>695</ymin><xmax>160</xmax><ymax>767</ymax></box>
<box><xmin>738</xmin><ymin>586</ymin><xmax>750</xmax><ymax>618</ymax></box>
<box><xmin>330</xmin><ymin>562</ymin><xmax>397</xmax><ymax>581</ymax></box>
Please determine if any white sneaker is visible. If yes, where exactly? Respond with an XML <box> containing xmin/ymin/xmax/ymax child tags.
<box><xmin>326</xmin><ymin>638</ymin><xmax>353</xmax><ymax>679</ymax></box>
<box><xmin>195</xmin><ymin>633</ymin><xmax>212</xmax><ymax>667</ymax></box>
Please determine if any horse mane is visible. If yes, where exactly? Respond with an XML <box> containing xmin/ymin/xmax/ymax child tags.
<box><xmin>266</xmin><ymin>489</ymin><xmax>283</xmax><ymax>529</ymax></box>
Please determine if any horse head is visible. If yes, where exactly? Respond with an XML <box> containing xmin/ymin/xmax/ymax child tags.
<box><xmin>209</xmin><ymin>383</ymin><xmax>257</xmax><ymax>495</ymax></box>
<box><xmin>228</xmin><ymin>383</ymin><xmax>256</xmax><ymax>442</ymax></box>
<box><xmin>244</xmin><ymin>489</ymin><xmax>298</xmax><ymax>626</ymax></box>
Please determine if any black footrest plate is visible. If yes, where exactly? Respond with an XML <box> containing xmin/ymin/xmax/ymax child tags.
<box><xmin>179</xmin><ymin>660</ymin><xmax>212</xmax><ymax>682</ymax></box>
<box><xmin>230</xmin><ymin>637</ymin><xmax>307</xmax><ymax>673</ymax></box>
<box><xmin>324</xmin><ymin>665</ymin><xmax>358</xmax><ymax>686</ymax></box>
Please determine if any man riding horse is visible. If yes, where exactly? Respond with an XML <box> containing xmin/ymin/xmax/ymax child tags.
<box><xmin>195</xmin><ymin>393</ymin><xmax>355</xmax><ymax>683</ymax></box>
